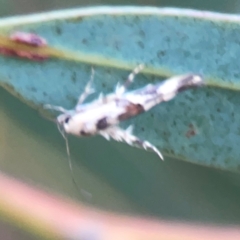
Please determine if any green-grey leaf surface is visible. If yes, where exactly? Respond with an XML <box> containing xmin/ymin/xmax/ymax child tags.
<box><xmin>0</xmin><ymin>6</ymin><xmax>240</xmax><ymax>172</ymax></box>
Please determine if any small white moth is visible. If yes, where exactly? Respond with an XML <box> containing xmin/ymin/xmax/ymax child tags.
<box><xmin>46</xmin><ymin>65</ymin><xmax>203</xmax><ymax>162</ymax></box>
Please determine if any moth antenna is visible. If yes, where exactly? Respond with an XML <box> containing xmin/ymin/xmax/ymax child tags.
<box><xmin>64</xmin><ymin>135</ymin><xmax>72</xmax><ymax>171</ymax></box>
<box><xmin>44</xmin><ymin>104</ymin><xmax>67</xmax><ymax>113</ymax></box>
<box><xmin>57</xmin><ymin>124</ymin><xmax>73</xmax><ymax>171</ymax></box>
<box><xmin>57</xmin><ymin>124</ymin><xmax>91</xmax><ymax>199</ymax></box>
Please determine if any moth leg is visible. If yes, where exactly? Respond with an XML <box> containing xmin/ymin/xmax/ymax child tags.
<box><xmin>77</xmin><ymin>67</ymin><xmax>95</xmax><ymax>105</ymax></box>
<box><xmin>100</xmin><ymin>125</ymin><xmax>163</xmax><ymax>160</ymax></box>
<box><xmin>44</xmin><ymin>67</ymin><xmax>95</xmax><ymax>113</ymax></box>
<box><xmin>115</xmin><ymin>64</ymin><xmax>145</xmax><ymax>95</ymax></box>
<box><xmin>44</xmin><ymin>104</ymin><xmax>67</xmax><ymax>113</ymax></box>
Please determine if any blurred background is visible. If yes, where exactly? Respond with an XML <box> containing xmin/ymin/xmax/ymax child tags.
<box><xmin>1</xmin><ymin>0</ymin><xmax>240</xmax><ymax>239</ymax></box>
<box><xmin>2</xmin><ymin>0</ymin><xmax>240</xmax><ymax>16</ymax></box>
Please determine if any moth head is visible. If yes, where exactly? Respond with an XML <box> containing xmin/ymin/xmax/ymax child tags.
<box><xmin>176</xmin><ymin>74</ymin><xmax>204</xmax><ymax>92</ymax></box>
<box><xmin>56</xmin><ymin>112</ymin><xmax>74</xmax><ymax>134</ymax></box>
<box><xmin>190</xmin><ymin>74</ymin><xmax>204</xmax><ymax>86</ymax></box>
<box><xmin>56</xmin><ymin>111</ymin><xmax>89</xmax><ymax>136</ymax></box>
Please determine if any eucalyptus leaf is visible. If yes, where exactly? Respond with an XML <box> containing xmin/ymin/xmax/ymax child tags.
<box><xmin>0</xmin><ymin>7</ymin><xmax>239</xmax><ymax>172</ymax></box>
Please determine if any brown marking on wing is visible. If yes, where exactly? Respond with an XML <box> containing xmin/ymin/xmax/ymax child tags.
<box><xmin>80</xmin><ymin>130</ymin><xmax>92</xmax><ymax>137</ymax></box>
<box><xmin>118</xmin><ymin>103</ymin><xmax>144</xmax><ymax>121</ymax></box>
<box><xmin>96</xmin><ymin>117</ymin><xmax>109</xmax><ymax>130</ymax></box>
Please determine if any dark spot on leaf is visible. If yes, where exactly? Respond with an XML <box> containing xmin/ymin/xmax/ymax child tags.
<box><xmin>184</xmin><ymin>51</ymin><xmax>190</xmax><ymax>58</ymax></box>
<box><xmin>97</xmin><ymin>21</ymin><xmax>104</xmax><ymax>27</ymax></box>
<box><xmin>170</xmin><ymin>149</ymin><xmax>174</xmax><ymax>154</ymax></box>
<box><xmin>43</xmin><ymin>92</ymin><xmax>47</xmax><ymax>96</ymax></box>
<box><xmin>234</xmin><ymin>72</ymin><xmax>240</xmax><ymax>78</ymax></box>
<box><xmin>164</xmin><ymin>36</ymin><xmax>170</xmax><ymax>42</ymax></box>
<box><xmin>157</xmin><ymin>50</ymin><xmax>166</xmax><ymax>58</ymax></box>
<box><xmin>102</xmin><ymin>82</ymin><xmax>106</xmax><ymax>88</ymax></box>
<box><xmin>150</xmin><ymin>113</ymin><xmax>154</xmax><ymax>118</ymax></box>
<box><xmin>141</xmin><ymin>127</ymin><xmax>145</xmax><ymax>132</ymax></box>
<box><xmin>71</xmin><ymin>72</ymin><xmax>77</xmax><ymax>83</ymax></box>
<box><xmin>217</xmin><ymin>108</ymin><xmax>220</xmax><ymax>112</ymax></box>
<box><xmin>134</xmin><ymin>16</ymin><xmax>140</xmax><ymax>22</ymax></box>
<box><xmin>185</xmin><ymin>123</ymin><xmax>197</xmax><ymax>138</ymax></box>
<box><xmin>114</xmin><ymin>41</ymin><xmax>120</xmax><ymax>50</ymax></box>
<box><xmin>137</xmin><ymin>41</ymin><xmax>144</xmax><ymax>49</ymax></box>
<box><xmin>66</xmin><ymin>95</ymin><xmax>76</xmax><ymax>103</ymax></box>
<box><xmin>211</xmin><ymin>157</ymin><xmax>216</xmax><ymax>162</ymax></box>
<box><xmin>139</xmin><ymin>30</ymin><xmax>145</xmax><ymax>37</ymax></box>
<box><xmin>30</xmin><ymin>87</ymin><xmax>37</xmax><ymax>92</ymax></box>
<box><xmin>55</xmin><ymin>26</ymin><xmax>62</xmax><ymax>35</ymax></box>
<box><xmin>224</xmin><ymin>158</ymin><xmax>230</xmax><ymax>164</ymax></box>
<box><xmin>82</xmin><ymin>38</ymin><xmax>88</xmax><ymax>45</ymax></box>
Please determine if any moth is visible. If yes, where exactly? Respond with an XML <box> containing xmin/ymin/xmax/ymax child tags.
<box><xmin>46</xmin><ymin>65</ymin><xmax>203</xmax><ymax>161</ymax></box>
